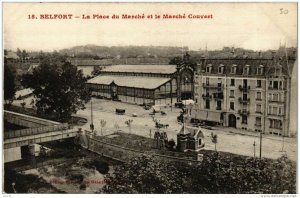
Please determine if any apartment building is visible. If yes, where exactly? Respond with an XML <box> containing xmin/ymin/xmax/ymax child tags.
<box><xmin>189</xmin><ymin>54</ymin><xmax>296</xmax><ymax>137</ymax></box>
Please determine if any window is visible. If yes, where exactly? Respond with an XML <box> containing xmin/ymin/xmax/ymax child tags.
<box><xmin>269</xmin><ymin>119</ymin><xmax>273</xmax><ymax>128</ymax></box>
<box><xmin>279</xmin><ymin>107</ymin><xmax>282</xmax><ymax>115</ymax></box>
<box><xmin>243</xmin><ymin>79</ymin><xmax>248</xmax><ymax>87</ymax></box>
<box><xmin>218</xmin><ymin>65</ymin><xmax>224</xmax><ymax>74</ymax></box>
<box><xmin>206</xmin><ymin>78</ymin><xmax>209</xmax><ymax>85</ymax></box>
<box><xmin>242</xmin><ymin>115</ymin><xmax>248</xmax><ymax>124</ymax></box>
<box><xmin>255</xmin><ymin>117</ymin><xmax>262</xmax><ymax>126</ymax></box>
<box><xmin>279</xmin><ymin>81</ymin><xmax>283</xmax><ymax>89</ymax></box>
<box><xmin>268</xmin><ymin>93</ymin><xmax>272</xmax><ymax>100</ymax></box>
<box><xmin>216</xmin><ymin>101</ymin><xmax>222</xmax><ymax>110</ymax></box>
<box><xmin>244</xmin><ymin>65</ymin><xmax>250</xmax><ymax>75</ymax></box>
<box><xmin>230</xmin><ymin>102</ymin><xmax>234</xmax><ymax>110</ymax></box>
<box><xmin>198</xmin><ymin>139</ymin><xmax>202</xmax><ymax>146</ymax></box>
<box><xmin>231</xmin><ymin>65</ymin><xmax>237</xmax><ymax>74</ymax></box>
<box><xmin>276</xmin><ymin>68</ymin><xmax>282</xmax><ymax>76</ymax></box>
<box><xmin>243</xmin><ymin>93</ymin><xmax>248</xmax><ymax>100</ymax></box>
<box><xmin>273</xmin><ymin>94</ymin><xmax>279</xmax><ymax>101</ymax></box>
<box><xmin>273</xmin><ymin>107</ymin><xmax>278</xmax><ymax>115</ymax></box>
<box><xmin>206</xmin><ymin>65</ymin><xmax>212</xmax><ymax>73</ymax></box>
<box><xmin>205</xmin><ymin>99</ymin><xmax>210</xmax><ymax>109</ymax></box>
<box><xmin>273</xmin><ymin>81</ymin><xmax>278</xmax><ymax>89</ymax></box>
<box><xmin>268</xmin><ymin>106</ymin><xmax>272</xmax><ymax>114</ymax></box>
<box><xmin>257</xmin><ymin>80</ymin><xmax>262</xmax><ymax>88</ymax></box>
<box><xmin>256</xmin><ymin>104</ymin><xmax>262</xmax><ymax>113</ymax></box>
<box><xmin>257</xmin><ymin>65</ymin><xmax>264</xmax><ymax>75</ymax></box>
<box><xmin>256</xmin><ymin>92</ymin><xmax>261</xmax><ymax>100</ymax></box>
<box><xmin>230</xmin><ymin>90</ymin><xmax>235</xmax><ymax>98</ymax></box>
<box><xmin>230</xmin><ymin>79</ymin><xmax>235</xmax><ymax>86</ymax></box>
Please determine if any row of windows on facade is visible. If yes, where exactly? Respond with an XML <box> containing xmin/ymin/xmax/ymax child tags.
<box><xmin>234</xmin><ymin>116</ymin><xmax>282</xmax><ymax>129</ymax></box>
<box><xmin>202</xmin><ymin>78</ymin><xmax>285</xmax><ymax>90</ymax></box>
<box><xmin>202</xmin><ymin>99</ymin><xmax>283</xmax><ymax>116</ymax></box>
<box><xmin>201</xmin><ymin>88</ymin><xmax>284</xmax><ymax>103</ymax></box>
<box><xmin>204</xmin><ymin>64</ymin><xmax>283</xmax><ymax>76</ymax></box>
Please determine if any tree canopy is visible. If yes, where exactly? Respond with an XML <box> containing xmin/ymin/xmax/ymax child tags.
<box><xmin>22</xmin><ymin>56</ymin><xmax>91</xmax><ymax>122</ymax></box>
<box><xmin>4</xmin><ymin>58</ymin><xmax>16</xmax><ymax>104</ymax></box>
<box><xmin>102</xmin><ymin>153</ymin><xmax>296</xmax><ymax>194</ymax></box>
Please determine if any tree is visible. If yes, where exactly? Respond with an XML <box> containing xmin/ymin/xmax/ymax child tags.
<box><xmin>4</xmin><ymin>58</ymin><xmax>16</xmax><ymax>105</ymax></box>
<box><xmin>22</xmin><ymin>57</ymin><xmax>91</xmax><ymax>122</ymax></box>
<box><xmin>103</xmin><ymin>155</ymin><xmax>187</xmax><ymax>193</ymax></box>
<box><xmin>211</xmin><ymin>132</ymin><xmax>218</xmax><ymax>151</ymax></box>
<box><xmin>100</xmin><ymin>119</ymin><xmax>107</xmax><ymax>136</ymax></box>
<box><xmin>125</xmin><ymin>119</ymin><xmax>133</xmax><ymax>134</ymax></box>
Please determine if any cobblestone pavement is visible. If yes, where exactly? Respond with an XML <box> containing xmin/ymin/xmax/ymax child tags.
<box><xmin>76</xmin><ymin>98</ymin><xmax>297</xmax><ymax>161</ymax></box>
<box><xmin>12</xmin><ymin>97</ymin><xmax>297</xmax><ymax>161</ymax></box>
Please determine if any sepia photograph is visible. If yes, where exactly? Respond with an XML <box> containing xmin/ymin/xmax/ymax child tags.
<box><xmin>2</xmin><ymin>2</ymin><xmax>297</xmax><ymax>194</ymax></box>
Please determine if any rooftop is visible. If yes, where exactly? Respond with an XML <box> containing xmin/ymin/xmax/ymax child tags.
<box><xmin>87</xmin><ymin>75</ymin><xmax>171</xmax><ymax>89</ymax></box>
<box><xmin>102</xmin><ymin>64</ymin><xmax>177</xmax><ymax>74</ymax></box>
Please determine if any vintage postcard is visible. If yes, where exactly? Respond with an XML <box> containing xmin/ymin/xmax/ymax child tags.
<box><xmin>2</xmin><ymin>2</ymin><xmax>297</xmax><ymax>195</ymax></box>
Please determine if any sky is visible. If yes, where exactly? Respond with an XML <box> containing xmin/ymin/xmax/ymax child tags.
<box><xmin>3</xmin><ymin>2</ymin><xmax>297</xmax><ymax>52</ymax></box>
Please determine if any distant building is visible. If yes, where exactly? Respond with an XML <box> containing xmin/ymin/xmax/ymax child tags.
<box><xmin>68</xmin><ymin>59</ymin><xmax>112</xmax><ymax>77</ymax></box>
<box><xmin>188</xmin><ymin>52</ymin><xmax>297</xmax><ymax>137</ymax></box>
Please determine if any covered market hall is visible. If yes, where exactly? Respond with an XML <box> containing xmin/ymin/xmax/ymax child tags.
<box><xmin>86</xmin><ymin>64</ymin><xmax>183</xmax><ymax>105</ymax></box>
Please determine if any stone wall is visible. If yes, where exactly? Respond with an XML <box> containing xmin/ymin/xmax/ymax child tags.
<box><xmin>82</xmin><ymin>134</ymin><xmax>199</xmax><ymax>164</ymax></box>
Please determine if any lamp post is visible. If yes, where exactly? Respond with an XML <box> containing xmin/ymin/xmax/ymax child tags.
<box><xmin>253</xmin><ymin>141</ymin><xmax>256</xmax><ymax>158</ymax></box>
<box><xmin>259</xmin><ymin>131</ymin><xmax>262</xmax><ymax>159</ymax></box>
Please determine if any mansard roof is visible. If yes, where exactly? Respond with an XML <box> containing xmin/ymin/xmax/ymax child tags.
<box><xmin>198</xmin><ymin>57</ymin><xmax>296</xmax><ymax>77</ymax></box>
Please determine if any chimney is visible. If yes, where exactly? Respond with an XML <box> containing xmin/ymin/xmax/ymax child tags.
<box><xmin>271</xmin><ymin>51</ymin><xmax>276</xmax><ymax>59</ymax></box>
<box><xmin>258</xmin><ymin>51</ymin><xmax>262</xmax><ymax>58</ymax></box>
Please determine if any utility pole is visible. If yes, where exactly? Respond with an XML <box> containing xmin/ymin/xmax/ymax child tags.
<box><xmin>90</xmin><ymin>99</ymin><xmax>94</xmax><ymax>134</ymax></box>
<box><xmin>259</xmin><ymin>131</ymin><xmax>262</xmax><ymax>159</ymax></box>
<box><xmin>253</xmin><ymin>141</ymin><xmax>256</xmax><ymax>158</ymax></box>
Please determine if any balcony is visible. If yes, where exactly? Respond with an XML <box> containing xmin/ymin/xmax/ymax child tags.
<box><xmin>202</xmin><ymin>94</ymin><xmax>212</xmax><ymax>100</ymax></box>
<box><xmin>238</xmin><ymin>97</ymin><xmax>250</xmax><ymax>104</ymax></box>
<box><xmin>255</xmin><ymin>123</ymin><xmax>262</xmax><ymax>127</ymax></box>
<box><xmin>216</xmin><ymin>106</ymin><xmax>222</xmax><ymax>111</ymax></box>
<box><xmin>203</xmin><ymin>83</ymin><xmax>224</xmax><ymax>90</ymax></box>
<box><xmin>213</xmin><ymin>93</ymin><xmax>224</xmax><ymax>100</ymax></box>
<box><xmin>238</xmin><ymin>85</ymin><xmax>251</xmax><ymax>92</ymax></box>
<box><xmin>238</xmin><ymin>109</ymin><xmax>250</xmax><ymax>116</ymax></box>
<box><xmin>268</xmin><ymin>99</ymin><xmax>285</xmax><ymax>104</ymax></box>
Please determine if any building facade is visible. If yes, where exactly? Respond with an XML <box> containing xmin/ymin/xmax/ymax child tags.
<box><xmin>189</xmin><ymin>54</ymin><xmax>296</xmax><ymax>137</ymax></box>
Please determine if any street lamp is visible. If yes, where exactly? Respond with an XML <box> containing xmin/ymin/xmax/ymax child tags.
<box><xmin>253</xmin><ymin>141</ymin><xmax>256</xmax><ymax>158</ymax></box>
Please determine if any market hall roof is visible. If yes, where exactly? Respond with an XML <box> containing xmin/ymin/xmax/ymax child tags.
<box><xmin>69</xmin><ymin>59</ymin><xmax>113</xmax><ymax>66</ymax></box>
<box><xmin>102</xmin><ymin>64</ymin><xmax>177</xmax><ymax>74</ymax></box>
<box><xmin>87</xmin><ymin>75</ymin><xmax>172</xmax><ymax>89</ymax></box>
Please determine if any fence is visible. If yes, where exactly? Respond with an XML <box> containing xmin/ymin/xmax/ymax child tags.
<box><xmin>4</xmin><ymin>123</ymin><xmax>69</xmax><ymax>139</ymax></box>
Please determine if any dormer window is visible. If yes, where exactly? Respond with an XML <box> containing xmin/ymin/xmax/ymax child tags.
<box><xmin>275</xmin><ymin>66</ymin><xmax>282</xmax><ymax>76</ymax></box>
<box><xmin>257</xmin><ymin>65</ymin><xmax>264</xmax><ymax>75</ymax></box>
<box><xmin>231</xmin><ymin>64</ymin><xmax>237</xmax><ymax>74</ymax></box>
<box><xmin>206</xmin><ymin>64</ymin><xmax>212</xmax><ymax>73</ymax></box>
<box><xmin>243</xmin><ymin>65</ymin><xmax>250</xmax><ymax>75</ymax></box>
<box><xmin>218</xmin><ymin>64</ymin><xmax>224</xmax><ymax>74</ymax></box>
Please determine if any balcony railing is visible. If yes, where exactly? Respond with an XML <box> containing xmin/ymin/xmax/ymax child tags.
<box><xmin>238</xmin><ymin>97</ymin><xmax>250</xmax><ymax>104</ymax></box>
<box><xmin>238</xmin><ymin>85</ymin><xmax>251</xmax><ymax>92</ymax></box>
<box><xmin>216</xmin><ymin>107</ymin><xmax>222</xmax><ymax>111</ymax></box>
<box><xmin>213</xmin><ymin>93</ymin><xmax>224</xmax><ymax>100</ymax></box>
<box><xmin>255</xmin><ymin>123</ymin><xmax>262</xmax><ymax>127</ymax></box>
<box><xmin>202</xmin><ymin>94</ymin><xmax>212</xmax><ymax>100</ymax></box>
<box><xmin>238</xmin><ymin>109</ymin><xmax>250</xmax><ymax>116</ymax></box>
<box><xmin>268</xmin><ymin>99</ymin><xmax>285</xmax><ymax>104</ymax></box>
<box><xmin>203</xmin><ymin>83</ymin><xmax>224</xmax><ymax>90</ymax></box>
